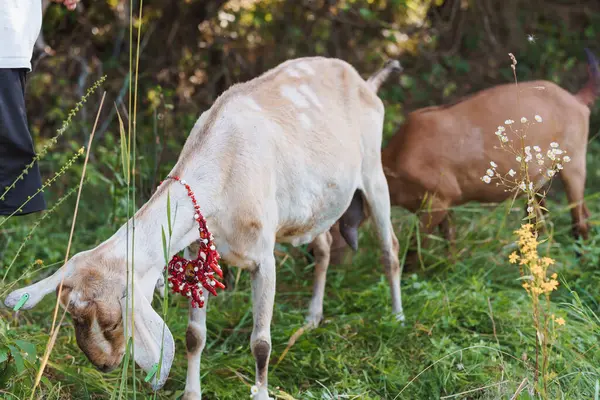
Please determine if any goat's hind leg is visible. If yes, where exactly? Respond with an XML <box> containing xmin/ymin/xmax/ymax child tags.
<box><xmin>305</xmin><ymin>231</ymin><xmax>333</xmax><ymax>328</ymax></box>
<box><xmin>362</xmin><ymin>172</ymin><xmax>404</xmax><ymax>322</ymax></box>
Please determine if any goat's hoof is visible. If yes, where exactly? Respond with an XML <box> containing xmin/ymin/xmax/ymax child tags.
<box><xmin>181</xmin><ymin>391</ymin><xmax>201</xmax><ymax>400</ymax></box>
<box><xmin>305</xmin><ymin>313</ymin><xmax>322</xmax><ymax>329</ymax></box>
<box><xmin>395</xmin><ymin>312</ymin><xmax>406</xmax><ymax>327</ymax></box>
<box><xmin>252</xmin><ymin>387</ymin><xmax>273</xmax><ymax>400</ymax></box>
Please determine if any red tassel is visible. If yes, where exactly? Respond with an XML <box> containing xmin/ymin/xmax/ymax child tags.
<box><xmin>161</xmin><ymin>176</ymin><xmax>225</xmax><ymax>308</ymax></box>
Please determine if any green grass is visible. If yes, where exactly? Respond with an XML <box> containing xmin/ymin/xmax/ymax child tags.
<box><xmin>1</xmin><ymin>187</ymin><xmax>599</xmax><ymax>399</ymax></box>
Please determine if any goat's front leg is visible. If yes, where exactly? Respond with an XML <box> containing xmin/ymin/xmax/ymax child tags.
<box><xmin>250</xmin><ymin>254</ymin><xmax>276</xmax><ymax>400</ymax></box>
<box><xmin>182</xmin><ymin>287</ymin><xmax>209</xmax><ymax>400</ymax></box>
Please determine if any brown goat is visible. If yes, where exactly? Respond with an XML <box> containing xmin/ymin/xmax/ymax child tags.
<box><xmin>305</xmin><ymin>49</ymin><xmax>598</xmax><ymax>327</ymax></box>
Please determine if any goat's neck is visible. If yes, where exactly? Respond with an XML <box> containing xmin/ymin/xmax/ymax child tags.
<box><xmin>101</xmin><ymin>111</ymin><xmax>220</xmax><ymax>284</ymax></box>
<box><xmin>105</xmin><ymin>174</ymin><xmax>214</xmax><ymax>281</ymax></box>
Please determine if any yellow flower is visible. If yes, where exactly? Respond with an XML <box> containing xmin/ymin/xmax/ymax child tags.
<box><xmin>555</xmin><ymin>317</ymin><xmax>566</xmax><ymax>326</ymax></box>
<box><xmin>519</xmin><ymin>258</ymin><xmax>529</xmax><ymax>266</ymax></box>
<box><xmin>541</xmin><ymin>257</ymin><xmax>555</xmax><ymax>267</ymax></box>
<box><xmin>531</xmin><ymin>264</ymin><xmax>543</xmax><ymax>278</ymax></box>
<box><xmin>35</xmin><ymin>259</ymin><xmax>43</xmax><ymax>265</ymax></box>
<box><xmin>541</xmin><ymin>279</ymin><xmax>558</xmax><ymax>292</ymax></box>
<box><xmin>550</xmin><ymin>273</ymin><xmax>558</xmax><ymax>280</ymax></box>
<box><xmin>509</xmin><ymin>252</ymin><xmax>519</xmax><ymax>264</ymax></box>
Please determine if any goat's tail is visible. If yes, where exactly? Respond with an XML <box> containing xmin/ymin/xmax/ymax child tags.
<box><xmin>366</xmin><ymin>59</ymin><xmax>402</xmax><ymax>92</ymax></box>
<box><xmin>575</xmin><ymin>48</ymin><xmax>600</xmax><ymax>107</ymax></box>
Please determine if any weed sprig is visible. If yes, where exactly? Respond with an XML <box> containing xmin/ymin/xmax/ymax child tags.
<box><xmin>0</xmin><ymin>76</ymin><xmax>105</xmax><ymax>205</ymax></box>
<box><xmin>0</xmin><ymin>148</ymin><xmax>85</xmax><ymax>227</ymax></box>
<box><xmin>479</xmin><ymin>54</ymin><xmax>571</xmax><ymax>398</ymax></box>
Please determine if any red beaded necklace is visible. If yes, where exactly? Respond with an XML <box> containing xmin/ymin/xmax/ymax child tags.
<box><xmin>160</xmin><ymin>176</ymin><xmax>225</xmax><ymax>308</ymax></box>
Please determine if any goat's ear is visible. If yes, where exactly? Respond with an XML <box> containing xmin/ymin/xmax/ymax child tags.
<box><xmin>120</xmin><ymin>285</ymin><xmax>174</xmax><ymax>390</ymax></box>
<box><xmin>4</xmin><ymin>263</ymin><xmax>75</xmax><ymax>310</ymax></box>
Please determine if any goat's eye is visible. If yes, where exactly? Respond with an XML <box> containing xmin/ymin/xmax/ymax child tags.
<box><xmin>108</xmin><ymin>319</ymin><xmax>121</xmax><ymax>331</ymax></box>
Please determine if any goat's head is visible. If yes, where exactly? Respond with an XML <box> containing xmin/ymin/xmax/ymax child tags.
<box><xmin>4</xmin><ymin>250</ymin><xmax>175</xmax><ymax>389</ymax></box>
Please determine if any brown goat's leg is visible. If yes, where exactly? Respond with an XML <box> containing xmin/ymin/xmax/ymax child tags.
<box><xmin>405</xmin><ymin>208</ymin><xmax>449</xmax><ymax>272</ymax></box>
<box><xmin>562</xmin><ymin>164</ymin><xmax>590</xmax><ymax>241</ymax></box>
<box><xmin>438</xmin><ymin>211</ymin><xmax>456</xmax><ymax>244</ymax></box>
<box><xmin>305</xmin><ymin>231</ymin><xmax>333</xmax><ymax>328</ymax></box>
<box><xmin>583</xmin><ymin>202</ymin><xmax>591</xmax><ymax>220</ymax></box>
<box><xmin>438</xmin><ymin>211</ymin><xmax>457</xmax><ymax>262</ymax></box>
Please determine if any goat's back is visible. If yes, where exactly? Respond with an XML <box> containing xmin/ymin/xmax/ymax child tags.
<box><xmin>383</xmin><ymin>79</ymin><xmax>590</xmax><ymax>207</ymax></box>
<box><xmin>173</xmin><ymin>57</ymin><xmax>388</xmax><ymax>255</ymax></box>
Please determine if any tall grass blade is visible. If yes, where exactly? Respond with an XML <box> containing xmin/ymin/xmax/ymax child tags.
<box><xmin>116</xmin><ymin>107</ymin><xmax>130</xmax><ymax>185</ymax></box>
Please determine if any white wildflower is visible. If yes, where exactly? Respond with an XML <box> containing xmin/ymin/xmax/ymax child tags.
<box><xmin>563</xmin><ymin>155</ymin><xmax>571</xmax><ymax>163</ymax></box>
<box><xmin>535</xmin><ymin>115</ymin><xmax>543</xmax><ymax>122</ymax></box>
<box><xmin>486</xmin><ymin>169</ymin><xmax>494</xmax><ymax>177</ymax></box>
<box><xmin>501</xmin><ymin>135</ymin><xmax>509</xmax><ymax>143</ymax></box>
<box><xmin>533</xmin><ymin>146</ymin><xmax>541</xmax><ymax>152</ymax></box>
<box><xmin>505</xmin><ymin>119</ymin><xmax>514</xmax><ymax>125</ymax></box>
<box><xmin>519</xmin><ymin>182</ymin><xmax>527</xmax><ymax>191</ymax></box>
<box><xmin>508</xmin><ymin>169</ymin><xmax>516</xmax><ymax>177</ymax></box>
<box><xmin>495</xmin><ymin>130</ymin><xmax>503</xmax><ymax>136</ymax></box>
<box><xmin>516</xmin><ymin>156</ymin><xmax>522</xmax><ymax>162</ymax></box>
<box><xmin>529</xmin><ymin>182</ymin><xmax>534</xmax><ymax>190</ymax></box>
<box><xmin>482</xmin><ymin>175</ymin><xmax>492</xmax><ymax>184</ymax></box>
<box><xmin>537</xmin><ymin>159</ymin><xmax>544</xmax><ymax>165</ymax></box>
<box><xmin>521</xmin><ymin>117</ymin><xmax>528</xmax><ymax>123</ymax></box>
<box><xmin>525</xmin><ymin>155</ymin><xmax>533</xmax><ymax>163</ymax></box>
<box><xmin>536</xmin><ymin>153</ymin><xmax>542</xmax><ymax>160</ymax></box>
<box><xmin>550</xmin><ymin>142</ymin><xmax>559</xmax><ymax>148</ymax></box>
<box><xmin>525</xmin><ymin>146</ymin><xmax>531</xmax><ymax>154</ymax></box>
<box><xmin>490</xmin><ymin>161</ymin><xmax>498</xmax><ymax>168</ymax></box>
<box><xmin>497</xmin><ymin>126</ymin><xmax>506</xmax><ymax>132</ymax></box>
<box><xmin>553</xmin><ymin>148</ymin><xmax>563</xmax><ymax>155</ymax></box>
<box><xmin>547</xmin><ymin>169</ymin><xmax>555</xmax><ymax>177</ymax></box>
<box><xmin>547</xmin><ymin>150</ymin><xmax>556</xmax><ymax>161</ymax></box>
<box><xmin>527</xmin><ymin>206</ymin><xmax>533</xmax><ymax>213</ymax></box>
<box><xmin>557</xmin><ymin>163</ymin><xmax>563</xmax><ymax>170</ymax></box>
<box><xmin>251</xmin><ymin>385</ymin><xmax>259</xmax><ymax>396</ymax></box>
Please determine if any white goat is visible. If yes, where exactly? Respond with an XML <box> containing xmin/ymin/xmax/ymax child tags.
<box><xmin>5</xmin><ymin>56</ymin><xmax>402</xmax><ymax>399</ymax></box>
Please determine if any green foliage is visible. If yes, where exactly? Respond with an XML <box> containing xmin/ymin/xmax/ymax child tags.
<box><xmin>1</xmin><ymin>0</ymin><xmax>600</xmax><ymax>398</ymax></box>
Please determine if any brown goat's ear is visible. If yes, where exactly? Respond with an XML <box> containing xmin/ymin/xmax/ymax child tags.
<box><xmin>120</xmin><ymin>284</ymin><xmax>174</xmax><ymax>390</ymax></box>
<box><xmin>4</xmin><ymin>262</ymin><xmax>75</xmax><ymax>310</ymax></box>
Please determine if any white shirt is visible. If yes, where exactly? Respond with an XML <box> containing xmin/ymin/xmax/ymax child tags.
<box><xmin>0</xmin><ymin>0</ymin><xmax>43</xmax><ymax>70</ymax></box>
